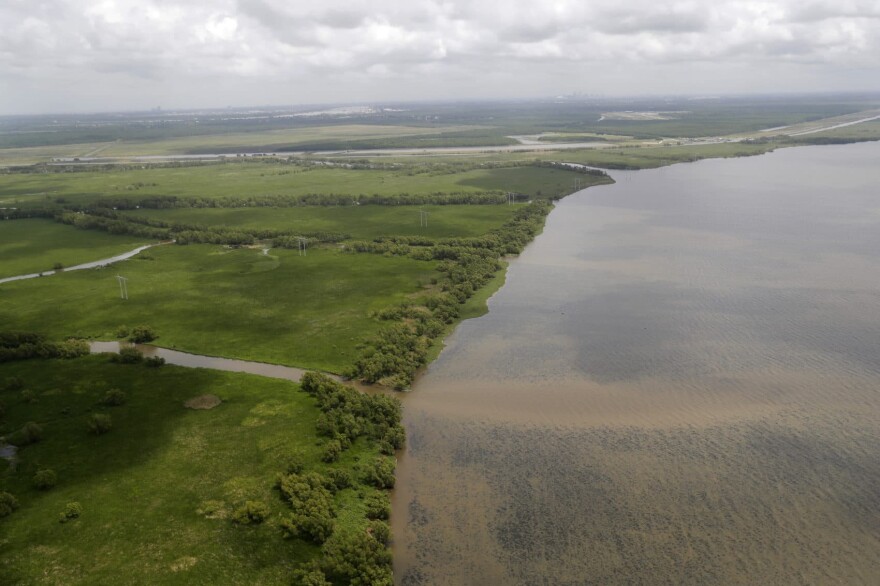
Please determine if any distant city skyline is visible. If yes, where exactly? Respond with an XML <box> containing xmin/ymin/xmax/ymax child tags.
<box><xmin>2</xmin><ymin>0</ymin><xmax>879</xmax><ymax>115</ymax></box>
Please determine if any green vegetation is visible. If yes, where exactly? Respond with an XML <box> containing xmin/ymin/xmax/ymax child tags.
<box><xmin>0</xmin><ymin>332</ymin><xmax>89</xmax><ymax>363</ymax></box>
<box><xmin>346</xmin><ymin>201</ymin><xmax>552</xmax><ymax>387</ymax></box>
<box><xmin>0</xmin><ymin>219</ymin><xmax>147</xmax><ymax>278</ymax></box>
<box><xmin>0</xmin><ymin>245</ymin><xmax>437</xmax><ymax>373</ymax></box>
<box><xmin>0</xmin><ymin>357</ymin><xmax>397</xmax><ymax>584</ymax></box>
<box><xmin>0</xmin><ymin>159</ymin><xmax>589</xmax><ymax>209</ymax></box>
<box><xmin>7</xmin><ymin>97</ymin><xmax>873</xmax><ymax>584</ymax></box>
<box><xmin>125</xmin><ymin>204</ymin><xmax>519</xmax><ymax>241</ymax></box>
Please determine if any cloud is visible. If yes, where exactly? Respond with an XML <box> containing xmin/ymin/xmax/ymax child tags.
<box><xmin>0</xmin><ymin>0</ymin><xmax>878</xmax><ymax>113</ymax></box>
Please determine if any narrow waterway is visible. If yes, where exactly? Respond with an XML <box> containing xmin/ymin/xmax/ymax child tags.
<box><xmin>393</xmin><ymin>143</ymin><xmax>880</xmax><ymax>585</ymax></box>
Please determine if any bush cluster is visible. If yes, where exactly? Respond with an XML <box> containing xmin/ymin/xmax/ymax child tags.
<box><xmin>17</xmin><ymin>421</ymin><xmax>43</xmax><ymax>445</ymax></box>
<box><xmin>127</xmin><ymin>325</ymin><xmax>156</xmax><ymax>344</ymax></box>
<box><xmin>0</xmin><ymin>332</ymin><xmax>89</xmax><ymax>363</ymax></box>
<box><xmin>277</xmin><ymin>472</ymin><xmax>336</xmax><ymax>544</ymax></box>
<box><xmin>231</xmin><ymin>500</ymin><xmax>270</xmax><ymax>525</ymax></box>
<box><xmin>301</xmin><ymin>373</ymin><xmax>405</xmax><ymax>454</ymax></box>
<box><xmin>33</xmin><ymin>469</ymin><xmax>58</xmax><ymax>490</ymax></box>
<box><xmin>109</xmin><ymin>347</ymin><xmax>143</xmax><ymax>364</ymax></box>
<box><xmin>101</xmin><ymin>389</ymin><xmax>126</xmax><ymax>406</ymax></box>
<box><xmin>87</xmin><ymin>414</ymin><xmax>113</xmax><ymax>435</ymax></box>
<box><xmin>59</xmin><ymin>502</ymin><xmax>82</xmax><ymax>523</ymax></box>
<box><xmin>0</xmin><ymin>492</ymin><xmax>19</xmax><ymax>517</ymax></box>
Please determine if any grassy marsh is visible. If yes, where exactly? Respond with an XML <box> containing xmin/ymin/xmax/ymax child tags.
<box><xmin>0</xmin><ymin>245</ymin><xmax>437</xmax><ymax>373</ymax></box>
<box><xmin>0</xmin><ymin>219</ymin><xmax>148</xmax><ymax>278</ymax></box>
<box><xmin>0</xmin><ymin>356</ymin><xmax>386</xmax><ymax>585</ymax></box>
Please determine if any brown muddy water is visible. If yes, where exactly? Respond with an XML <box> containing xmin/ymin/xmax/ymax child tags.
<box><xmin>393</xmin><ymin>143</ymin><xmax>880</xmax><ymax>585</ymax></box>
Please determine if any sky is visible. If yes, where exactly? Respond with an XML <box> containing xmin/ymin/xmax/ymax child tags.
<box><xmin>1</xmin><ymin>0</ymin><xmax>879</xmax><ymax>114</ymax></box>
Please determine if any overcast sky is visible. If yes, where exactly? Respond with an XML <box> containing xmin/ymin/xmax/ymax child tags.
<box><xmin>2</xmin><ymin>0</ymin><xmax>879</xmax><ymax>114</ymax></box>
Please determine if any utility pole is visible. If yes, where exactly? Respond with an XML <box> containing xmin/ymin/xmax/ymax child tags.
<box><xmin>418</xmin><ymin>209</ymin><xmax>430</xmax><ymax>227</ymax></box>
<box><xmin>116</xmin><ymin>275</ymin><xmax>128</xmax><ymax>300</ymax></box>
<box><xmin>297</xmin><ymin>237</ymin><xmax>308</xmax><ymax>256</ymax></box>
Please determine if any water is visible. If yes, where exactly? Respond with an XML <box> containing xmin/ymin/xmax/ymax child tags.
<box><xmin>394</xmin><ymin>143</ymin><xmax>880</xmax><ymax>585</ymax></box>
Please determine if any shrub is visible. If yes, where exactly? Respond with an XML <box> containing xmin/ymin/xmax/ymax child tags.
<box><xmin>110</xmin><ymin>346</ymin><xmax>143</xmax><ymax>364</ymax></box>
<box><xmin>115</xmin><ymin>325</ymin><xmax>130</xmax><ymax>338</ymax></box>
<box><xmin>321</xmin><ymin>439</ymin><xmax>343</xmax><ymax>463</ymax></box>
<box><xmin>87</xmin><ymin>413</ymin><xmax>113</xmax><ymax>435</ymax></box>
<box><xmin>365</xmin><ymin>457</ymin><xmax>396</xmax><ymax>489</ymax></box>
<box><xmin>59</xmin><ymin>502</ymin><xmax>82</xmax><ymax>523</ymax></box>
<box><xmin>102</xmin><ymin>388</ymin><xmax>126</xmax><ymax>407</ymax></box>
<box><xmin>144</xmin><ymin>356</ymin><xmax>165</xmax><ymax>367</ymax></box>
<box><xmin>128</xmin><ymin>325</ymin><xmax>156</xmax><ymax>344</ymax></box>
<box><xmin>33</xmin><ymin>469</ymin><xmax>58</xmax><ymax>490</ymax></box>
<box><xmin>320</xmin><ymin>530</ymin><xmax>393</xmax><ymax>586</ymax></box>
<box><xmin>383</xmin><ymin>424</ymin><xmax>406</xmax><ymax>450</ymax></box>
<box><xmin>277</xmin><ymin>472</ymin><xmax>336</xmax><ymax>544</ymax></box>
<box><xmin>326</xmin><ymin>469</ymin><xmax>353</xmax><ymax>491</ymax></box>
<box><xmin>19</xmin><ymin>421</ymin><xmax>43</xmax><ymax>445</ymax></box>
<box><xmin>0</xmin><ymin>492</ymin><xmax>19</xmax><ymax>517</ymax></box>
<box><xmin>369</xmin><ymin>520</ymin><xmax>391</xmax><ymax>546</ymax></box>
<box><xmin>231</xmin><ymin>500</ymin><xmax>270</xmax><ymax>525</ymax></box>
<box><xmin>290</xmin><ymin>561</ymin><xmax>332</xmax><ymax>586</ymax></box>
<box><xmin>56</xmin><ymin>339</ymin><xmax>90</xmax><ymax>358</ymax></box>
<box><xmin>53</xmin><ymin>262</ymin><xmax>64</xmax><ymax>271</ymax></box>
<box><xmin>196</xmin><ymin>500</ymin><xmax>226</xmax><ymax>518</ymax></box>
<box><xmin>283</xmin><ymin>452</ymin><xmax>306</xmax><ymax>475</ymax></box>
<box><xmin>364</xmin><ymin>492</ymin><xmax>390</xmax><ymax>520</ymax></box>
<box><xmin>20</xmin><ymin>389</ymin><xmax>37</xmax><ymax>404</ymax></box>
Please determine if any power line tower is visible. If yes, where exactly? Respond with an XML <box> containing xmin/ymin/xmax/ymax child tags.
<box><xmin>116</xmin><ymin>275</ymin><xmax>128</xmax><ymax>300</ymax></box>
<box><xmin>418</xmin><ymin>209</ymin><xmax>430</xmax><ymax>227</ymax></box>
<box><xmin>297</xmin><ymin>237</ymin><xmax>308</xmax><ymax>256</ymax></box>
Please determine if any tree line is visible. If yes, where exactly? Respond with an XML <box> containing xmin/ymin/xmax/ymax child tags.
<box><xmin>345</xmin><ymin>201</ymin><xmax>553</xmax><ymax>387</ymax></box>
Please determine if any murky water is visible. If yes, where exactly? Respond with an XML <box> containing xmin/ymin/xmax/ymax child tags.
<box><xmin>393</xmin><ymin>143</ymin><xmax>880</xmax><ymax>585</ymax></box>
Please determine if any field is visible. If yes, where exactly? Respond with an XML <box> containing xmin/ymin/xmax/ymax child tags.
<box><xmin>126</xmin><ymin>204</ymin><xmax>518</xmax><ymax>241</ymax></box>
<box><xmin>95</xmin><ymin>124</ymin><xmax>494</xmax><ymax>156</ymax></box>
<box><xmin>0</xmin><ymin>245</ymin><xmax>437</xmax><ymax>373</ymax></box>
<box><xmin>0</xmin><ymin>356</ymin><xmax>387</xmax><ymax>585</ymax></box>
<box><xmin>0</xmin><ymin>162</ymin><xmax>593</xmax><ymax>209</ymax></box>
<box><xmin>0</xmin><ymin>219</ymin><xmax>147</xmax><ymax>278</ymax></box>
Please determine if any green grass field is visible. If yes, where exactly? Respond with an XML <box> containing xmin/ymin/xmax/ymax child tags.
<box><xmin>0</xmin><ymin>356</ymin><xmax>383</xmax><ymax>585</ymax></box>
<box><xmin>98</xmin><ymin>124</ymin><xmax>485</xmax><ymax>156</ymax></box>
<box><xmin>126</xmin><ymin>204</ymin><xmax>518</xmax><ymax>240</ymax></box>
<box><xmin>0</xmin><ymin>245</ymin><xmax>437</xmax><ymax>373</ymax></box>
<box><xmin>0</xmin><ymin>219</ymin><xmax>148</xmax><ymax>279</ymax></box>
<box><xmin>0</xmin><ymin>162</ymin><xmax>589</xmax><ymax>209</ymax></box>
